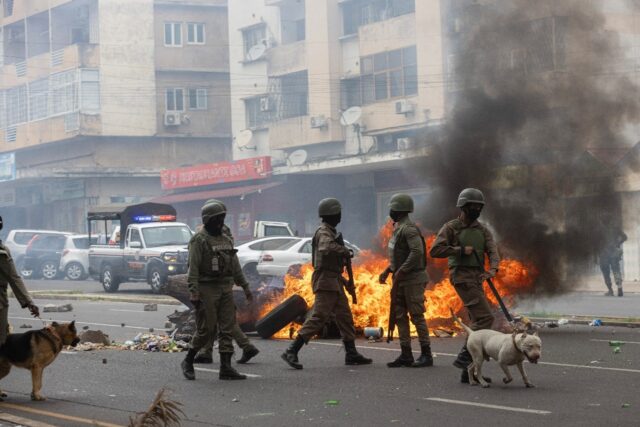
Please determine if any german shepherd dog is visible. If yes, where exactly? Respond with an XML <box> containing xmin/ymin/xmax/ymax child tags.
<box><xmin>0</xmin><ymin>321</ymin><xmax>80</xmax><ymax>401</ymax></box>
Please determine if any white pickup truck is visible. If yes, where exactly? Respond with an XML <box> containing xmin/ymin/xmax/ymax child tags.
<box><xmin>87</xmin><ymin>203</ymin><xmax>191</xmax><ymax>293</ymax></box>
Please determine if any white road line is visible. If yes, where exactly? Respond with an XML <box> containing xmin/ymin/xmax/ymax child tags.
<box><xmin>195</xmin><ymin>367</ymin><xmax>262</xmax><ymax>378</ymax></box>
<box><xmin>590</xmin><ymin>339</ymin><xmax>640</xmax><ymax>345</ymax></box>
<box><xmin>108</xmin><ymin>309</ymin><xmax>153</xmax><ymax>313</ymax></box>
<box><xmin>425</xmin><ymin>398</ymin><xmax>552</xmax><ymax>415</ymax></box>
<box><xmin>9</xmin><ymin>315</ymin><xmax>165</xmax><ymax>331</ymax></box>
<box><xmin>311</xmin><ymin>342</ymin><xmax>640</xmax><ymax>373</ymax></box>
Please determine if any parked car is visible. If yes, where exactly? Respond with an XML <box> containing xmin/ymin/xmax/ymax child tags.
<box><xmin>4</xmin><ymin>230</ymin><xmax>72</xmax><ymax>279</ymax></box>
<box><xmin>256</xmin><ymin>237</ymin><xmax>360</xmax><ymax>277</ymax></box>
<box><xmin>22</xmin><ymin>232</ymin><xmax>74</xmax><ymax>280</ymax></box>
<box><xmin>236</xmin><ymin>237</ymin><xmax>302</xmax><ymax>283</ymax></box>
<box><xmin>59</xmin><ymin>234</ymin><xmax>100</xmax><ymax>281</ymax></box>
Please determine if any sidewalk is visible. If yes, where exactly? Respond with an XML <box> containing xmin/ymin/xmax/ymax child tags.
<box><xmin>573</xmin><ymin>278</ymin><xmax>640</xmax><ymax>293</ymax></box>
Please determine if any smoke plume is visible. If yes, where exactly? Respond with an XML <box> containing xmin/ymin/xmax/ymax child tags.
<box><xmin>415</xmin><ymin>0</ymin><xmax>640</xmax><ymax>294</ymax></box>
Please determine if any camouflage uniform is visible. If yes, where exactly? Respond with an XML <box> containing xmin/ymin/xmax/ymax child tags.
<box><xmin>0</xmin><ymin>244</ymin><xmax>35</xmax><ymax>345</ymax></box>
<box><xmin>599</xmin><ymin>226</ymin><xmax>627</xmax><ymax>296</ymax></box>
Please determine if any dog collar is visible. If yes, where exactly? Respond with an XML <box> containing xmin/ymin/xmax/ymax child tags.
<box><xmin>42</xmin><ymin>327</ymin><xmax>63</xmax><ymax>353</ymax></box>
<box><xmin>512</xmin><ymin>333</ymin><xmax>525</xmax><ymax>355</ymax></box>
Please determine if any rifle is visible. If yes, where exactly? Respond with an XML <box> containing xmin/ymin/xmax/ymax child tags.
<box><xmin>472</xmin><ymin>250</ymin><xmax>513</xmax><ymax>323</ymax></box>
<box><xmin>336</xmin><ymin>233</ymin><xmax>357</xmax><ymax>305</ymax></box>
<box><xmin>387</xmin><ymin>273</ymin><xmax>398</xmax><ymax>343</ymax></box>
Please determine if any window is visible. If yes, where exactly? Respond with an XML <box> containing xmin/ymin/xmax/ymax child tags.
<box><xmin>81</xmin><ymin>69</ymin><xmax>100</xmax><ymax>113</ymax></box>
<box><xmin>271</xmin><ymin>71</ymin><xmax>308</xmax><ymax>120</ymax></box>
<box><xmin>166</xmin><ymin>88</ymin><xmax>184</xmax><ymax>111</ymax></box>
<box><xmin>187</xmin><ymin>23</ymin><xmax>205</xmax><ymax>44</ymax></box>
<box><xmin>262</xmin><ymin>238</ymin><xmax>297</xmax><ymax>250</ymax></box>
<box><xmin>299</xmin><ymin>241</ymin><xmax>312</xmax><ymax>254</ymax></box>
<box><xmin>50</xmin><ymin>70</ymin><xmax>78</xmax><ymax>115</ymax></box>
<box><xmin>242</xmin><ymin>24</ymin><xmax>266</xmax><ymax>60</ymax></box>
<box><xmin>164</xmin><ymin>22</ymin><xmax>182</xmax><ymax>46</ymax></box>
<box><xmin>29</xmin><ymin>79</ymin><xmax>49</xmax><ymax>120</ymax></box>
<box><xmin>245</xmin><ymin>96</ymin><xmax>271</xmax><ymax>129</ymax></box>
<box><xmin>188</xmin><ymin>88</ymin><xmax>207</xmax><ymax>110</ymax></box>
<box><xmin>142</xmin><ymin>226</ymin><xmax>192</xmax><ymax>248</ymax></box>
<box><xmin>14</xmin><ymin>232</ymin><xmax>38</xmax><ymax>245</ymax></box>
<box><xmin>128</xmin><ymin>229</ymin><xmax>142</xmax><ymax>245</ymax></box>
<box><xmin>360</xmin><ymin>46</ymin><xmax>417</xmax><ymax>103</ymax></box>
<box><xmin>72</xmin><ymin>237</ymin><xmax>90</xmax><ymax>249</ymax></box>
<box><xmin>341</xmin><ymin>78</ymin><xmax>362</xmax><ymax>109</ymax></box>
<box><xmin>6</xmin><ymin>85</ymin><xmax>27</xmax><ymax>126</ymax></box>
<box><xmin>342</xmin><ymin>0</ymin><xmax>415</xmax><ymax>35</ymax></box>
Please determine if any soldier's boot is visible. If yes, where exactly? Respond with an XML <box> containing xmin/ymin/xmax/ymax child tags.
<box><xmin>219</xmin><ymin>353</ymin><xmax>247</xmax><ymax>380</ymax></box>
<box><xmin>343</xmin><ymin>340</ymin><xmax>373</xmax><ymax>365</ymax></box>
<box><xmin>412</xmin><ymin>343</ymin><xmax>434</xmax><ymax>368</ymax></box>
<box><xmin>452</xmin><ymin>344</ymin><xmax>472</xmax><ymax>369</ymax></box>
<box><xmin>281</xmin><ymin>335</ymin><xmax>304</xmax><ymax>370</ymax></box>
<box><xmin>181</xmin><ymin>349</ymin><xmax>197</xmax><ymax>380</ymax></box>
<box><xmin>387</xmin><ymin>345</ymin><xmax>414</xmax><ymax>368</ymax></box>
<box><xmin>194</xmin><ymin>348</ymin><xmax>213</xmax><ymax>364</ymax></box>
<box><xmin>618</xmin><ymin>287</ymin><xmax>624</xmax><ymax>297</ymax></box>
<box><xmin>604</xmin><ymin>288</ymin><xmax>614</xmax><ymax>296</ymax></box>
<box><xmin>237</xmin><ymin>344</ymin><xmax>260</xmax><ymax>364</ymax></box>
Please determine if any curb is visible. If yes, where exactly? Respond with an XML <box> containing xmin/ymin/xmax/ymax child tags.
<box><xmin>526</xmin><ymin>316</ymin><xmax>640</xmax><ymax>328</ymax></box>
<box><xmin>29</xmin><ymin>293</ymin><xmax>182</xmax><ymax>306</ymax></box>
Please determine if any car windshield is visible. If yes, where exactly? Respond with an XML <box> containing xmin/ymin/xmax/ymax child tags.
<box><xmin>142</xmin><ymin>226</ymin><xmax>192</xmax><ymax>248</ymax></box>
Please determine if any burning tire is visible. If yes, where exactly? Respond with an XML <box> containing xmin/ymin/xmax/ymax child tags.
<box><xmin>255</xmin><ymin>295</ymin><xmax>308</xmax><ymax>339</ymax></box>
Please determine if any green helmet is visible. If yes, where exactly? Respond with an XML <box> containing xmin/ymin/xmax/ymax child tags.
<box><xmin>205</xmin><ymin>198</ymin><xmax>227</xmax><ymax>210</ymax></box>
<box><xmin>318</xmin><ymin>198</ymin><xmax>342</xmax><ymax>216</ymax></box>
<box><xmin>456</xmin><ymin>188</ymin><xmax>485</xmax><ymax>207</ymax></box>
<box><xmin>389</xmin><ymin>193</ymin><xmax>414</xmax><ymax>213</ymax></box>
<box><xmin>201</xmin><ymin>201</ymin><xmax>226</xmax><ymax>224</ymax></box>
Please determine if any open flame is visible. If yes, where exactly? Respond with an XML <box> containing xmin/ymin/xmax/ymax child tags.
<box><xmin>260</xmin><ymin>221</ymin><xmax>536</xmax><ymax>338</ymax></box>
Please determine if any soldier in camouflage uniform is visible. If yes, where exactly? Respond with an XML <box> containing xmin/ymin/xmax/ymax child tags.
<box><xmin>0</xmin><ymin>216</ymin><xmax>39</xmax><ymax>347</ymax></box>
<box><xmin>598</xmin><ymin>218</ymin><xmax>627</xmax><ymax>297</ymax></box>
<box><xmin>180</xmin><ymin>201</ymin><xmax>253</xmax><ymax>381</ymax></box>
<box><xmin>379</xmin><ymin>194</ymin><xmax>433</xmax><ymax>368</ymax></box>
<box><xmin>281</xmin><ymin>198</ymin><xmax>372</xmax><ymax>369</ymax></box>
<box><xmin>193</xmin><ymin>200</ymin><xmax>260</xmax><ymax>365</ymax></box>
<box><xmin>430</xmin><ymin>188</ymin><xmax>500</xmax><ymax>383</ymax></box>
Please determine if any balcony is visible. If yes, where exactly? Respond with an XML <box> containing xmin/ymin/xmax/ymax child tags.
<box><xmin>1</xmin><ymin>0</ymin><xmax>74</xmax><ymax>26</ymax></box>
<box><xmin>269</xmin><ymin>115</ymin><xmax>344</xmax><ymax>150</ymax></box>
<box><xmin>267</xmin><ymin>41</ymin><xmax>307</xmax><ymax>76</ymax></box>
<box><xmin>359</xmin><ymin>13</ymin><xmax>416</xmax><ymax>57</ymax></box>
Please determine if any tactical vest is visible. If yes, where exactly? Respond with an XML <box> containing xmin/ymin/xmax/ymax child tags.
<box><xmin>198</xmin><ymin>233</ymin><xmax>236</xmax><ymax>280</ymax></box>
<box><xmin>388</xmin><ymin>223</ymin><xmax>427</xmax><ymax>272</ymax></box>
<box><xmin>312</xmin><ymin>227</ymin><xmax>343</xmax><ymax>274</ymax></box>
<box><xmin>448</xmin><ymin>227</ymin><xmax>485</xmax><ymax>268</ymax></box>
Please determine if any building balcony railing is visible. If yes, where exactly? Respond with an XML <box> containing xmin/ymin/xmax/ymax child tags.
<box><xmin>267</xmin><ymin>40</ymin><xmax>307</xmax><ymax>76</ymax></box>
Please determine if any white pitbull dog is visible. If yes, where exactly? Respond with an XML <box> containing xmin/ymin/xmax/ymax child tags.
<box><xmin>451</xmin><ymin>309</ymin><xmax>542</xmax><ymax>388</ymax></box>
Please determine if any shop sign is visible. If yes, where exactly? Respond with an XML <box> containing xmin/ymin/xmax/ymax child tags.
<box><xmin>161</xmin><ymin>157</ymin><xmax>271</xmax><ymax>190</ymax></box>
<box><xmin>0</xmin><ymin>153</ymin><xmax>16</xmax><ymax>183</ymax></box>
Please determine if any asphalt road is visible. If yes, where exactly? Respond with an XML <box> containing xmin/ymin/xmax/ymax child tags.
<box><xmin>1</xmin><ymin>297</ymin><xmax>639</xmax><ymax>426</ymax></box>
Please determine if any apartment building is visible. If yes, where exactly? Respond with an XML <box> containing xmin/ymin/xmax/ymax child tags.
<box><xmin>226</xmin><ymin>0</ymin><xmax>445</xmax><ymax>244</ymax></box>
<box><xmin>0</xmin><ymin>0</ymin><xmax>230</xmax><ymax>232</ymax></box>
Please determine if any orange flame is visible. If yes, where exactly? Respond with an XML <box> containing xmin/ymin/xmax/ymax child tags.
<box><xmin>260</xmin><ymin>221</ymin><xmax>536</xmax><ymax>338</ymax></box>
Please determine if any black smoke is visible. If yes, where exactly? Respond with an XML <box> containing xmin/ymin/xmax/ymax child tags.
<box><xmin>414</xmin><ymin>0</ymin><xmax>640</xmax><ymax>294</ymax></box>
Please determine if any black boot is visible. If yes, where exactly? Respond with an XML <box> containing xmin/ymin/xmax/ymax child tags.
<box><xmin>453</xmin><ymin>344</ymin><xmax>472</xmax><ymax>369</ymax></box>
<box><xmin>281</xmin><ymin>335</ymin><xmax>304</xmax><ymax>370</ymax></box>
<box><xmin>237</xmin><ymin>345</ymin><xmax>260</xmax><ymax>364</ymax></box>
<box><xmin>618</xmin><ymin>287</ymin><xmax>624</xmax><ymax>297</ymax></box>
<box><xmin>181</xmin><ymin>348</ymin><xmax>198</xmax><ymax>380</ymax></box>
<box><xmin>605</xmin><ymin>286</ymin><xmax>614</xmax><ymax>296</ymax></box>
<box><xmin>412</xmin><ymin>343</ymin><xmax>434</xmax><ymax>367</ymax></box>
<box><xmin>344</xmin><ymin>340</ymin><xmax>373</xmax><ymax>365</ymax></box>
<box><xmin>460</xmin><ymin>368</ymin><xmax>493</xmax><ymax>384</ymax></box>
<box><xmin>387</xmin><ymin>345</ymin><xmax>414</xmax><ymax>367</ymax></box>
<box><xmin>219</xmin><ymin>353</ymin><xmax>247</xmax><ymax>380</ymax></box>
<box><xmin>194</xmin><ymin>351</ymin><xmax>213</xmax><ymax>364</ymax></box>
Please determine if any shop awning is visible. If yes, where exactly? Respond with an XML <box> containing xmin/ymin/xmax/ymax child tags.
<box><xmin>150</xmin><ymin>181</ymin><xmax>282</xmax><ymax>204</ymax></box>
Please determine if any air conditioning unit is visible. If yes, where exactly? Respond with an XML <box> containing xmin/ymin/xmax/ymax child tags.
<box><xmin>310</xmin><ymin>115</ymin><xmax>328</xmax><ymax>129</ymax></box>
<box><xmin>396</xmin><ymin>137</ymin><xmax>415</xmax><ymax>151</ymax></box>
<box><xmin>164</xmin><ymin>112</ymin><xmax>181</xmax><ymax>126</ymax></box>
<box><xmin>259</xmin><ymin>97</ymin><xmax>273</xmax><ymax>112</ymax></box>
<box><xmin>395</xmin><ymin>99</ymin><xmax>414</xmax><ymax>115</ymax></box>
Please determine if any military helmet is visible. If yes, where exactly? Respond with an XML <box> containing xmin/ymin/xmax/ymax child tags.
<box><xmin>201</xmin><ymin>201</ymin><xmax>226</xmax><ymax>224</ymax></box>
<box><xmin>389</xmin><ymin>193</ymin><xmax>414</xmax><ymax>213</ymax></box>
<box><xmin>205</xmin><ymin>198</ymin><xmax>227</xmax><ymax>210</ymax></box>
<box><xmin>456</xmin><ymin>188</ymin><xmax>485</xmax><ymax>207</ymax></box>
<box><xmin>318</xmin><ymin>198</ymin><xmax>342</xmax><ymax>216</ymax></box>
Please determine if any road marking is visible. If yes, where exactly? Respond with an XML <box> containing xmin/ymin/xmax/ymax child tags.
<box><xmin>425</xmin><ymin>398</ymin><xmax>552</xmax><ymax>415</ymax></box>
<box><xmin>195</xmin><ymin>367</ymin><xmax>262</xmax><ymax>378</ymax></box>
<box><xmin>0</xmin><ymin>412</ymin><xmax>57</xmax><ymax>427</ymax></box>
<box><xmin>9</xmin><ymin>316</ymin><xmax>165</xmax><ymax>331</ymax></box>
<box><xmin>312</xmin><ymin>342</ymin><xmax>640</xmax><ymax>373</ymax></box>
<box><xmin>591</xmin><ymin>339</ymin><xmax>640</xmax><ymax>345</ymax></box>
<box><xmin>0</xmin><ymin>403</ymin><xmax>122</xmax><ymax>427</ymax></box>
<box><xmin>109</xmin><ymin>309</ymin><xmax>153</xmax><ymax>313</ymax></box>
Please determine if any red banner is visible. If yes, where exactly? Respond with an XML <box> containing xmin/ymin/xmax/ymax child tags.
<box><xmin>161</xmin><ymin>157</ymin><xmax>272</xmax><ymax>190</ymax></box>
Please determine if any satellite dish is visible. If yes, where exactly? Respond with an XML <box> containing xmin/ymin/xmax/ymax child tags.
<box><xmin>236</xmin><ymin>129</ymin><xmax>255</xmax><ymax>149</ymax></box>
<box><xmin>247</xmin><ymin>44</ymin><xmax>267</xmax><ymax>61</ymax></box>
<box><xmin>340</xmin><ymin>106</ymin><xmax>362</xmax><ymax>126</ymax></box>
<box><xmin>288</xmin><ymin>149</ymin><xmax>308</xmax><ymax>166</ymax></box>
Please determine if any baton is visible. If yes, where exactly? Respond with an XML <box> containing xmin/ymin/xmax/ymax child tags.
<box><xmin>472</xmin><ymin>251</ymin><xmax>513</xmax><ymax>323</ymax></box>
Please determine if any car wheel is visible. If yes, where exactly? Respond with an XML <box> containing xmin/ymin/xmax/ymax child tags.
<box><xmin>255</xmin><ymin>294</ymin><xmax>308</xmax><ymax>339</ymax></box>
<box><xmin>101</xmin><ymin>264</ymin><xmax>120</xmax><ymax>293</ymax></box>
<box><xmin>65</xmin><ymin>262</ymin><xmax>85</xmax><ymax>281</ymax></box>
<box><xmin>41</xmin><ymin>261</ymin><xmax>59</xmax><ymax>280</ymax></box>
<box><xmin>148</xmin><ymin>266</ymin><xmax>165</xmax><ymax>294</ymax></box>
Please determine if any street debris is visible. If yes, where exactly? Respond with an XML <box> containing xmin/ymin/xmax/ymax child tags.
<box><xmin>128</xmin><ymin>388</ymin><xmax>184</xmax><ymax>427</ymax></box>
<box><xmin>324</xmin><ymin>400</ymin><xmax>340</xmax><ymax>406</ymax></box>
<box><xmin>434</xmin><ymin>329</ymin><xmax>454</xmax><ymax>338</ymax></box>
<box><xmin>43</xmin><ymin>303</ymin><xmax>73</xmax><ymax>313</ymax></box>
<box><xmin>82</xmin><ymin>325</ymin><xmax>89</xmax><ymax>330</ymax></box>
<box><xmin>558</xmin><ymin>318</ymin><xmax>569</xmax><ymax>325</ymax></box>
<box><xmin>609</xmin><ymin>341</ymin><xmax>625</xmax><ymax>347</ymax></box>
<box><xmin>19</xmin><ymin>324</ymin><xmax>32</xmax><ymax>329</ymax></box>
<box><xmin>545</xmin><ymin>321</ymin><xmax>559</xmax><ymax>328</ymax></box>
<box><xmin>164</xmin><ymin>322</ymin><xmax>174</xmax><ymax>329</ymax></box>
<box><xmin>613</xmin><ymin>346</ymin><xmax>622</xmax><ymax>354</ymax></box>
<box><xmin>143</xmin><ymin>303</ymin><xmax>158</xmax><ymax>312</ymax></box>
<box><xmin>103</xmin><ymin>358</ymin><xmax>108</xmax><ymax>364</ymax></box>
<box><xmin>589</xmin><ymin>319</ymin><xmax>602</xmax><ymax>327</ymax></box>
<box><xmin>232</xmin><ymin>398</ymin><xmax>239</xmax><ymax>403</ymax></box>
<box><xmin>79</xmin><ymin>330</ymin><xmax>111</xmax><ymax>346</ymax></box>
<box><xmin>621</xmin><ymin>403</ymin><xmax>631</xmax><ymax>409</ymax></box>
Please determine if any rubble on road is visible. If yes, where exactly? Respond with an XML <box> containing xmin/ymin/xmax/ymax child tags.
<box><xmin>80</xmin><ymin>330</ymin><xmax>111</xmax><ymax>346</ymax></box>
<box><xmin>144</xmin><ymin>303</ymin><xmax>158</xmax><ymax>312</ymax></box>
<box><xmin>19</xmin><ymin>324</ymin><xmax>32</xmax><ymax>329</ymax></box>
<box><xmin>43</xmin><ymin>303</ymin><xmax>73</xmax><ymax>313</ymax></box>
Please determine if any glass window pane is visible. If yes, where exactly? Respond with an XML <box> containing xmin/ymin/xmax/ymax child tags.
<box><xmin>404</xmin><ymin>64</ymin><xmax>418</xmax><ymax>95</ymax></box>
<box><xmin>174</xmin><ymin>23</ymin><xmax>181</xmax><ymax>45</ymax></box>
<box><xmin>164</xmin><ymin>23</ymin><xmax>172</xmax><ymax>44</ymax></box>
<box><xmin>361</xmin><ymin>56</ymin><xmax>373</xmax><ymax>74</ymax></box>
<box><xmin>166</xmin><ymin>89</ymin><xmax>175</xmax><ymax>111</ymax></box>
<box><xmin>403</xmin><ymin>46</ymin><xmax>417</xmax><ymax>65</ymax></box>
<box><xmin>388</xmin><ymin>49</ymin><xmax>402</xmax><ymax>68</ymax></box>
<box><xmin>375</xmin><ymin>73</ymin><xmax>388</xmax><ymax>100</ymax></box>
<box><xmin>361</xmin><ymin>74</ymin><xmax>375</xmax><ymax>104</ymax></box>
<box><xmin>197</xmin><ymin>89</ymin><xmax>207</xmax><ymax>109</ymax></box>
<box><xmin>197</xmin><ymin>24</ymin><xmax>205</xmax><ymax>43</ymax></box>
<box><xmin>175</xmin><ymin>89</ymin><xmax>183</xmax><ymax>110</ymax></box>
<box><xmin>188</xmin><ymin>89</ymin><xmax>197</xmax><ymax>109</ymax></box>
<box><xmin>390</xmin><ymin>69</ymin><xmax>402</xmax><ymax>97</ymax></box>
<box><xmin>187</xmin><ymin>24</ymin><xmax>195</xmax><ymax>43</ymax></box>
<box><xmin>374</xmin><ymin>52</ymin><xmax>388</xmax><ymax>71</ymax></box>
